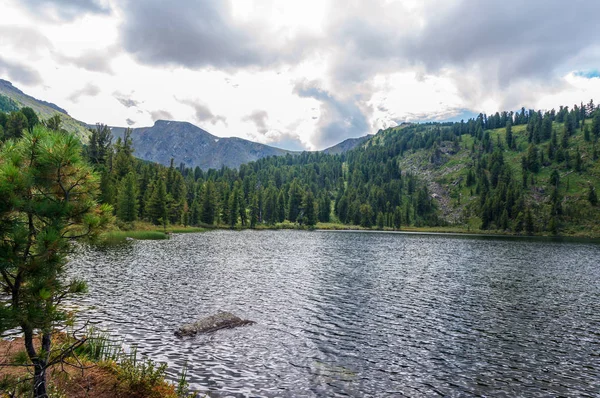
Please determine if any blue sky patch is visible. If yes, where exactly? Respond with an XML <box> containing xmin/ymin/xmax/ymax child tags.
<box><xmin>574</xmin><ymin>69</ymin><xmax>600</xmax><ymax>79</ymax></box>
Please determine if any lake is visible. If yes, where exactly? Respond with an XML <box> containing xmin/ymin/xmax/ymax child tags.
<box><xmin>68</xmin><ymin>230</ymin><xmax>600</xmax><ymax>397</ymax></box>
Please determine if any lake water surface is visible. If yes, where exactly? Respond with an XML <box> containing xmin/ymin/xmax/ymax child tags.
<box><xmin>68</xmin><ymin>230</ymin><xmax>600</xmax><ymax>397</ymax></box>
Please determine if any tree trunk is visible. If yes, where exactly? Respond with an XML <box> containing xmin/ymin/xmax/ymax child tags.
<box><xmin>33</xmin><ymin>363</ymin><xmax>48</xmax><ymax>398</ymax></box>
<box><xmin>23</xmin><ymin>328</ymin><xmax>50</xmax><ymax>398</ymax></box>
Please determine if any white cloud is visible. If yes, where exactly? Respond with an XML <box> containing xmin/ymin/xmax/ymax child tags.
<box><xmin>1</xmin><ymin>0</ymin><xmax>600</xmax><ymax>150</ymax></box>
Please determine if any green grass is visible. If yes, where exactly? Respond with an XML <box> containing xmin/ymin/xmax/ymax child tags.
<box><xmin>165</xmin><ymin>227</ymin><xmax>207</xmax><ymax>233</ymax></box>
<box><xmin>98</xmin><ymin>230</ymin><xmax>169</xmax><ymax>244</ymax></box>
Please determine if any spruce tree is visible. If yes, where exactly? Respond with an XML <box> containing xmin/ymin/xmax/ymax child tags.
<box><xmin>228</xmin><ymin>186</ymin><xmax>239</xmax><ymax>228</ymax></box>
<box><xmin>201</xmin><ymin>181</ymin><xmax>216</xmax><ymax>224</ymax></box>
<box><xmin>589</xmin><ymin>184</ymin><xmax>598</xmax><ymax>206</ymax></box>
<box><xmin>318</xmin><ymin>194</ymin><xmax>331</xmax><ymax>223</ymax></box>
<box><xmin>525</xmin><ymin>208</ymin><xmax>534</xmax><ymax>235</ymax></box>
<box><xmin>288</xmin><ymin>180</ymin><xmax>303</xmax><ymax>222</ymax></box>
<box><xmin>302</xmin><ymin>190</ymin><xmax>317</xmax><ymax>227</ymax></box>
<box><xmin>117</xmin><ymin>172</ymin><xmax>139</xmax><ymax>222</ymax></box>
<box><xmin>250</xmin><ymin>193</ymin><xmax>259</xmax><ymax>228</ymax></box>
<box><xmin>505</xmin><ymin>121</ymin><xmax>513</xmax><ymax>149</ymax></box>
<box><xmin>277</xmin><ymin>190</ymin><xmax>286</xmax><ymax>223</ymax></box>
<box><xmin>147</xmin><ymin>177</ymin><xmax>168</xmax><ymax>225</ymax></box>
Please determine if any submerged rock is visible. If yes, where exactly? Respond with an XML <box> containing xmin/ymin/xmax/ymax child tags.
<box><xmin>175</xmin><ymin>311</ymin><xmax>255</xmax><ymax>337</ymax></box>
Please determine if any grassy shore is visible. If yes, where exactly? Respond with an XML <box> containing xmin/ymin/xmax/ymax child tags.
<box><xmin>97</xmin><ymin>221</ymin><xmax>208</xmax><ymax>244</ymax></box>
<box><xmin>0</xmin><ymin>332</ymin><xmax>197</xmax><ymax>398</ymax></box>
<box><xmin>97</xmin><ymin>219</ymin><xmax>600</xmax><ymax>244</ymax></box>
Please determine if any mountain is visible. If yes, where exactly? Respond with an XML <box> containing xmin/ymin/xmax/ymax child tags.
<box><xmin>323</xmin><ymin>134</ymin><xmax>373</xmax><ymax>155</ymax></box>
<box><xmin>108</xmin><ymin>120</ymin><xmax>297</xmax><ymax>170</ymax></box>
<box><xmin>108</xmin><ymin>120</ymin><xmax>373</xmax><ymax>169</ymax></box>
<box><xmin>0</xmin><ymin>79</ymin><xmax>89</xmax><ymax>139</ymax></box>
<box><xmin>1</xmin><ymin>79</ymin><xmax>366</xmax><ymax>169</ymax></box>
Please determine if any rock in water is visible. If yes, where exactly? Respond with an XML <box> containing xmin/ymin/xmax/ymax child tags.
<box><xmin>175</xmin><ymin>311</ymin><xmax>255</xmax><ymax>337</ymax></box>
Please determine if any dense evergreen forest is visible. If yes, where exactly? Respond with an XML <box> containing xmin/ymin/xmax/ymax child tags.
<box><xmin>1</xmin><ymin>100</ymin><xmax>599</xmax><ymax>235</ymax></box>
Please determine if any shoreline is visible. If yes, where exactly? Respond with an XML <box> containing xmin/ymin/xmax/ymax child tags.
<box><xmin>102</xmin><ymin>221</ymin><xmax>600</xmax><ymax>242</ymax></box>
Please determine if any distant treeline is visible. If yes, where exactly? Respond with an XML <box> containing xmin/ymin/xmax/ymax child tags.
<box><xmin>1</xmin><ymin>99</ymin><xmax>598</xmax><ymax>234</ymax></box>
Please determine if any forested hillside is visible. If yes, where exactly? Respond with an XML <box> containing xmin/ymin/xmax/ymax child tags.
<box><xmin>1</xmin><ymin>100</ymin><xmax>599</xmax><ymax>236</ymax></box>
<box><xmin>0</xmin><ymin>79</ymin><xmax>89</xmax><ymax>139</ymax></box>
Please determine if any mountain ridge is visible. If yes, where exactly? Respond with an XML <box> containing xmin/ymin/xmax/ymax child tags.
<box><xmin>0</xmin><ymin>79</ymin><xmax>370</xmax><ymax>169</ymax></box>
<box><xmin>0</xmin><ymin>79</ymin><xmax>89</xmax><ymax>139</ymax></box>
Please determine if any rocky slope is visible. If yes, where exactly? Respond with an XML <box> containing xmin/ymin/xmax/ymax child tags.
<box><xmin>109</xmin><ymin>120</ymin><xmax>296</xmax><ymax>170</ymax></box>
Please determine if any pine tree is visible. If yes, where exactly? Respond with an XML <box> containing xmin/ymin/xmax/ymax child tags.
<box><xmin>147</xmin><ymin>177</ymin><xmax>168</xmax><ymax>225</ymax></box>
<box><xmin>393</xmin><ymin>206</ymin><xmax>402</xmax><ymax>229</ymax></box>
<box><xmin>575</xmin><ymin>148</ymin><xmax>583</xmax><ymax>172</ymax></box>
<box><xmin>360</xmin><ymin>203</ymin><xmax>374</xmax><ymax>228</ymax></box>
<box><xmin>318</xmin><ymin>194</ymin><xmax>331</xmax><ymax>223</ymax></box>
<box><xmin>117</xmin><ymin>172</ymin><xmax>139</xmax><ymax>222</ymax></box>
<box><xmin>228</xmin><ymin>186</ymin><xmax>240</xmax><ymax>228</ymax></box>
<box><xmin>20</xmin><ymin>107</ymin><xmax>39</xmax><ymax>132</ymax></box>
<box><xmin>592</xmin><ymin>110</ymin><xmax>600</xmax><ymax>139</ymax></box>
<box><xmin>589</xmin><ymin>184</ymin><xmax>598</xmax><ymax>206</ymax></box>
<box><xmin>0</xmin><ymin>127</ymin><xmax>110</xmax><ymax>397</ymax></box>
<box><xmin>584</xmin><ymin>124</ymin><xmax>591</xmax><ymax>141</ymax></box>
<box><xmin>550</xmin><ymin>169</ymin><xmax>560</xmax><ymax>187</ymax></box>
<box><xmin>525</xmin><ymin>208</ymin><xmax>534</xmax><ymax>235</ymax></box>
<box><xmin>527</xmin><ymin>145</ymin><xmax>540</xmax><ymax>173</ymax></box>
<box><xmin>277</xmin><ymin>190</ymin><xmax>286</xmax><ymax>223</ymax></box>
<box><xmin>201</xmin><ymin>181</ymin><xmax>216</xmax><ymax>224</ymax></box>
<box><xmin>376</xmin><ymin>212</ymin><xmax>385</xmax><ymax>229</ymax></box>
<box><xmin>249</xmin><ymin>193</ymin><xmax>259</xmax><ymax>228</ymax></box>
<box><xmin>113</xmin><ymin>129</ymin><xmax>135</xmax><ymax>179</ymax></box>
<box><xmin>288</xmin><ymin>180</ymin><xmax>303</xmax><ymax>222</ymax></box>
<box><xmin>190</xmin><ymin>199</ymin><xmax>200</xmax><ymax>225</ymax></box>
<box><xmin>302</xmin><ymin>190</ymin><xmax>317</xmax><ymax>227</ymax></box>
<box><xmin>168</xmin><ymin>172</ymin><xmax>187</xmax><ymax>224</ymax></box>
<box><xmin>87</xmin><ymin>123</ymin><xmax>113</xmax><ymax>166</ymax></box>
<box><xmin>505</xmin><ymin>121</ymin><xmax>513</xmax><ymax>149</ymax></box>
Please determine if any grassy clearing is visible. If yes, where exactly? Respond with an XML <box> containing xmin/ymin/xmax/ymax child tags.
<box><xmin>98</xmin><ymin>230</ymin><xmax>169</xmax><ymax>244</ymax></box>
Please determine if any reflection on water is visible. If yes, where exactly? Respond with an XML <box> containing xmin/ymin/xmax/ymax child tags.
<box><xmin>67</xmin><ymin>230</ymin><xmax>600</xmax><ymax>397</ymax></box>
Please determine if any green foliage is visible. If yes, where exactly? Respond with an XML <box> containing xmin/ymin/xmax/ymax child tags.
<box><xmin>44</xmin><ymin>114</ymin><xmax>63</xmax><ymax>132</ymax></box>
<box><xmin>116</xmin><ymin>355</ymin><xmax>168</xmax><ymax>394</ymax></box>
<box><xmin>0</xmin><ymin>93</ymin><xmax>19</xmax><ymax>113</ymax></box>
<box><xmin>302</xmin><ymin>190</ymin><xmax>317</xmax><ymax>227</ymax></box>
<box><xmin>0</xmin><ymin>126</ymin><xmax>111</xmax><ymax>396</ymax></box>
<box><xmin>5</xmin><ymin>110</ymin><xmax>28</xmax><ymax>139</ymax></box>
<box><xmin>20</xmin><ymin>107</ymin><xmax>39</xmax><ymax>132</ymax></box>
<box><xmin>4</xmin><ymin>100</ymin><xmax>597</xmax><ymax>237</ymax></box>
<box><xmin>117</xmin><ymin>172</ymin><xmax>139</xmax><ymax>222</ymax></box>
<box><xmin>147</xmin><ymin>177</ymin><xmax>168</xmax><ymax>226</ymax></box>
<box><xmin>589</xmin><ymin>184</ymin><xmax>598</xmax><ymax>206</ymax></box>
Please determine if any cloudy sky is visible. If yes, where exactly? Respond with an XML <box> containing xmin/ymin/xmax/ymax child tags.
<box><xmin>1</xmin><ymin>0</ymin><xmax>600</xmax><ymax>150</ymax></box>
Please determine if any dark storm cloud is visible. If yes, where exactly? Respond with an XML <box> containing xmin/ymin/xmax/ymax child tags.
<box><xmin>407</xmin><ymin>1</ymin><xmax>600</xmax><ymax>83</ymax></box>
<box><xmin>294</xmin><ymin>80</ymin><xmax>369</xmax><ymax>148</ymax></box>
<box><xmin>176</xmin><ymin>98</ymin><xmax>226</xmax><ymax>125</ymax></box>
<box><xmin>119</xmin><ymin>0</ymin><xmax>313</xmax><ymax>69</ymax></box>
<box><xmin>149</xmin><ymin>110</ymin><xmax>173</xmax><ymax>122</ymax></box>
<box><xmin>0</xmin><ymin>57</ymin><xmax>42</xmax><ymax>85</ymax></box>
<box><xmin>243</xmin><ymin>110</ymin><xmax>269</xmax><ymax>135</ymax></box>
<box><xmin>328</xmin><ymin>0</ymin><xmax>600</xmax><ymax>87</ymax></box>
<box><xmin>68</xmin><ymin>83</ymin><xmax>100</xmax><ymax>102</ymax></box>
<box><xmin>19</xmin><ymin>0</ymin><xmax>110</xmax><ymax>20</ymax></box>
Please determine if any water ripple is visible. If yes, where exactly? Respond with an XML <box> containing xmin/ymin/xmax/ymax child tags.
<box><xmin>67</xmin><ymin>230</ymin><xmax>600</xmax><ymax>397</ymax></box>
